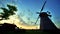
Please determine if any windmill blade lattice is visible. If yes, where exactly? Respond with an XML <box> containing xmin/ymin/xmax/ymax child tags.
<box><xmin>35</xmin><ymin>0</ymin><xmax>47</xmax><ymax>24</ymax></box>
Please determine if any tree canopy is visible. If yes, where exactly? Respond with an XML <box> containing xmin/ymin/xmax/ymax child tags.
<box><xmin>0</xmin><ymin>4</ymin><xmax>17</xmax><ymax>20</ymax></box>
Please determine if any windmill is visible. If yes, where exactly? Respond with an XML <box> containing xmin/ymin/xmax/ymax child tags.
<box><xmin>35</xmin><ymin>0</ymin><xmax>59</xmax><ymax>31</ymax></box>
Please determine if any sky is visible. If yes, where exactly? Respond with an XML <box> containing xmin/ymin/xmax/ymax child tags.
<box><xmin>0</xmin><ymin>0</ymin><xmax>60</xmax><ymax>29</ymax></box>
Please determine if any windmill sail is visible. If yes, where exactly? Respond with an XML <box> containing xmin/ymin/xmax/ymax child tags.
<box><xmin>40</xmin><ymin>0</ymin><xmax>47</xmax><ymax>12</ymax></box>
<box><xmin>35</xmin><ymin>16</ymin><xmax>39</xmax><ymax>24</ymax></box>
<box><xmin>35</xmin><ymin>0</ymin><xmax>47</xmax><ymax>24</ymax></box>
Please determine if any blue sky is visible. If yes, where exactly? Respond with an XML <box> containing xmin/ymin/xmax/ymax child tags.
<box><xmin>0</xmin><ymin>0</ymin><xmax>60</xmax><ymax>28</ymax></box>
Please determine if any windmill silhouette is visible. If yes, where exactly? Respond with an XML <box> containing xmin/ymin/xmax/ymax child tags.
<box><xmin>35</xmin><ymin>0</ymin><xmax>59</xmax><ymax>31</ymax></box>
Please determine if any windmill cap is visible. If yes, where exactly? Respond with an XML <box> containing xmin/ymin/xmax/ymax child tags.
<box><xmin>39</xmin><ymin>12</ymin><xmax>51</xmax><ymax>17</ymax></box>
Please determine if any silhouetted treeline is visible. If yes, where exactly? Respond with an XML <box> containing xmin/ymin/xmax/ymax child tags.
<box><xmin>0</xmin><ymin>23</ymin><xmax>26</xmax><ymax>33</ymax></box>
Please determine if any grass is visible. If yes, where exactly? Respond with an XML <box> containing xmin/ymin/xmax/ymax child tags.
<box><xmin>0</xmin><ymin>29</ymin><xmax>59</xmax><ymax>34</ymax></box>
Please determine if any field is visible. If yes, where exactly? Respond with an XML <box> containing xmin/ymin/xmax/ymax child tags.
<box><xmin>0</xmin><ymin>29</ymin><xmax>59</xmax><ymax>34</ymax></box>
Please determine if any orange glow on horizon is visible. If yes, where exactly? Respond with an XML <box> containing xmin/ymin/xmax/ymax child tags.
<box><xmin>0</xmin><ymin>15</ymin><xmax>40</xmax><ymax>29</ymax></box>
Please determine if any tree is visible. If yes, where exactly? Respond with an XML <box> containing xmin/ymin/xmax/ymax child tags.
<box><xmin>0</xmin><ymin>4</ymin><xmax>17</xmax><ymax>20</ymax></box>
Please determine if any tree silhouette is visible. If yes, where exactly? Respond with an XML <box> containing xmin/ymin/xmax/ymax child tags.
<box><xmin>0</xmin><ymin>4</ymin><xmax>17</xmax><ymax>20</ymax></box>
<box><xmin>7</xmin><ymin>4</ymin><xmax>17</xmax><ymax>15</ymax></box>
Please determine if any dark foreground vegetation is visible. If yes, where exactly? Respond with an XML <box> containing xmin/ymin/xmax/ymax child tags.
<box><xmin>0</xmin><ymin>23</ymin><xmax>60</xmax><ymax>34</ymax></box>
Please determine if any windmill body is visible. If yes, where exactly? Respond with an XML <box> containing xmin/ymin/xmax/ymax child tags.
<box><xmin>39</xmin><ymin>12</ymin><xmax>58</xmax><ymax>30</ymax></box>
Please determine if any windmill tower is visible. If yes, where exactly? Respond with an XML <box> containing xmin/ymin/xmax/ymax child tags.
<box><xmin>35</xmin><ymin>0</ymin><xmax>58</xmax><ymax>31</ymax></box>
